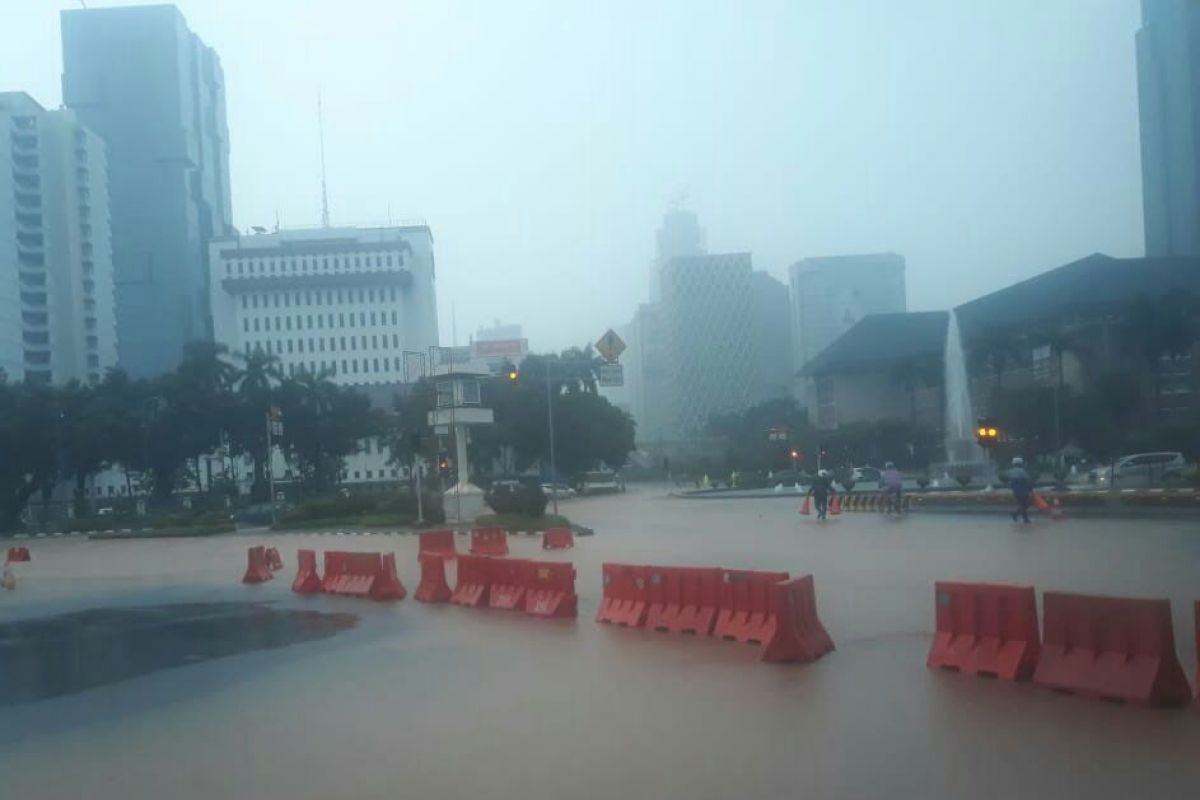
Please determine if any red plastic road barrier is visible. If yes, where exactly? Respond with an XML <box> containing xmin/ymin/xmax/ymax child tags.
<box><xmin>1033</xmin><ymin>591</ymin><xmax>1192</xmax><ymax>706</ymax></box>
<box><xmin>419</xmin><ymin>529</ymin><xmax>457</xmax><ymax>560</ymax></box>
<box><xmin>762</xmin><ymin>575</ymin><xmax>836</xmax><ymax>663</ymax></box>
<box><xmin>470</xmin><ymin>527</ymin><xmax>509</xmax><ymax>556</ymax></box>
<box><xmin>5</xmin><ymin>546</ymin><xmax>31</xmax><ymax>563</ymax></box>
<box><xmin>265</xmin><ymin>547</ymin><xmax>283</xmax><ymax>571</ymax></box>
<box><xmin>489</xmin><ymin>557</ymin><xmax>530</xmax><ymax>610</ymax></box>
<box><xmin>321</xmin><ymin>551</ymin><xmax>372</xmax><ymax>596</ymax></box>
<box><xmin>644</xmin><ymin>566</ymin><xmax>721</xmax><ymax>635</ymax></box>
<box><xmin>799</xmin><ymin>496</ymin><xmax>811</xmax><ymax>515</ymax></box>
<box><xmin>415</xmin><ymin>555</ymin><xmax>452</xmax><ymax>603</ymax></box>
<box><xmin>292</xmin><ymin>549</ymin><xmax>321</xmax><ymax>594</ymax></box>
<box><xmin>450</xmin><ymin>554</ymin><xmax>491</xmax><ymax>607</ymax></box>
<box><xmin>242</xmin><ymin>545</ymin><xmax>273</xmax><ymax>584</ymax></box>
<box><xmin>713</xmin><ymin>569</ymin><xmax>790</xmax><ymax>643</ymax></box>
<box><xmin>829</xmin><ymin>495</ymin><xmax>842</xmax><ymax>515</ymax></box>
<box><xmin>542</xmin><ymin>527</ymin><xmax>574</xmax><ymax>550</ymax></box>
<box><xmin>595</xmin><ymin>563</ymin><xmax>649</xmax><ymax>627</ymax></box>
<box><xmin>373</xmin><ymin>553</ymin><xmax>407</xmax><ymax>600</ymax></box>
<box><xmin>926</xmin><ymin>581</ymin><xmax>1040</xmax><ymax>681</ymax></box>
<box><xmin>524</xmin><ymin>560</ymin><xmax>577</xmax><ymax>618</ymax></box>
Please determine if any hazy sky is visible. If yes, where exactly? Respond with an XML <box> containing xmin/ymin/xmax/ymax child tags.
<box><xmin>1</xmin><ymin>1</ymin><xmax>1145</xmax><ymax>351</ymax></box>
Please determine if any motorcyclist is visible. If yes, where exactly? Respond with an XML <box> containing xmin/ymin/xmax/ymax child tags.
<box><xmin>881</xmin><ymin>461</ymin><xmax>903</xmax><ymax>513</ymax></box>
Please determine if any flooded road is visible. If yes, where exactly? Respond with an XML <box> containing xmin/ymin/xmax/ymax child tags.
<box><xmin>1</xmin><ymin>486</ymin><xmax>1198</xmax><ymax>799</ymax></box>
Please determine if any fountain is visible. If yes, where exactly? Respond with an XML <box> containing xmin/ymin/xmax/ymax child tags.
<box><xmin>942</xmin><ymin>309</ymin><xmax>986</xmax><ymax>479</ymax></box>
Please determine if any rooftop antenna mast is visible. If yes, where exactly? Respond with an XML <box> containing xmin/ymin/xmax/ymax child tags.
<box><xmin>318</xmin><ymin>92</ymin><xmax>330</xmax><ymax>228</ymax></box>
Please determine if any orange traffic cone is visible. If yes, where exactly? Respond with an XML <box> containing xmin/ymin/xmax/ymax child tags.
<box><xmin>829</xmin><ymin>495</ymin><xmax>842</xmax><ymax>516</ymax></box>
<box><xmin>1049</xmin><ymin>497</ymin><xmax>1065</xmax><ymax>521</ymax></box>
<box><xmin>1031</xmin><ymin>492</ymin><xmax>1051</xmax><ymax>512</ymax></box>
<box><xmin>799</xmin><ymin>496</ymin><xmax>811</xmax><ymax>515</ymax></box>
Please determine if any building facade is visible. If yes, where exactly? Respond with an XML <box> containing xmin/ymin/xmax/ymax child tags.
<box><xmin>208</xmin><ymin>225</ymin><xmax>439</xmax><ymax>386</ymax></box>
<box><xmin>62</xmin><ymin>4</ymin><xmax>233</xmax><ymax>376</ymax></box>
<box><xmin>0</xmin><ymin>92</ymin><xmax>116</xmax><ymax>384</ymax></box>
<box><xmin>661</xmin><ymin>252</ymin><xmax>758</xmax><ymax>437</ymax></box>
<box><xmin>750</xmin><ymin>271</ymin><xmax>794</xmax><ymax>401</ymax></box>
<box><xmin>1137</xmin><ymin>0</ymin><xmax>1200</xmax><ymax>257</ymax></box>
<box><xmin>789</xmin><ymin>252</ymin><xmax>906</xmax><ymax>405</ymax></box>
<box><xmin>650</xmin><ymin>208</ymin><xmax>705</xmax><ymax>302</ymax></box>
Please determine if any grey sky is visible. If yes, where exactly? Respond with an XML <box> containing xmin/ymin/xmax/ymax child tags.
<box><xmin>1</xmin><ymin>1</ymin><xmax>1145</xmax><ymax>352</ymax></box>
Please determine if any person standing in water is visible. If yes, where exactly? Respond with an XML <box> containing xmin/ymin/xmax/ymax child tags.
<box><xmin>807</xmin><ymin>469</ymin><xmax>837</xmax><ymax>520</ymax></box>
<box><xmin>1007</xmin><ymin>456</ymin><xmax>1033</xmax><ymax>524</ymax></box>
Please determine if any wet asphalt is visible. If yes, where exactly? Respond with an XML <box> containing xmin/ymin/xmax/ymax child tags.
<box><xmin>1</xmin><ymin>486</ymin><xmax>1197</xmax><ymax>799</ymax></box>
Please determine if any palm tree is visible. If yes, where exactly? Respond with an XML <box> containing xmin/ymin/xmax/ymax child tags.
<box><xmin>230</xmin><ymin>347</ymin><xmax>283</xmax><ymax>500</ymax></box>
<box><xmin>234</xmin><ymin>347</ymin><xmax>282</xmax><ymax>397</ymax></box>
<box><xmin>178</xmin><ymin>341</ymin><xmax>240</xmax><ymax>395</ymax></box>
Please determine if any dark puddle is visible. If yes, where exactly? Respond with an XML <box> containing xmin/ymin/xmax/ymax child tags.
<box><xmin>0</xmin><ymin>602</ymin><xmax>357</xmax><ymax>707</ymax></box>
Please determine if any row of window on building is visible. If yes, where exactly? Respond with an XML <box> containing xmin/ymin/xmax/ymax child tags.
<box><xmin>245</xmin><ymin>332</ymin><xmax>402</xmax><ymax>355</ymax></box>
<box><xmin>225</xmin><ymin>251</ymin><xmax>404</xmax><ymax>277</ymax></box>
<box><xmin>242</xmin><ymin>349</ymin><xmax>406</xmax><ymax>380</ymax></box>
<box><xmin>239</xmin><ymin>285</ymin><xmax>400</xmax><ymax>310</ymax></box>
<box><xmin>241</xmin><ymin>309</ymin><xmax>400</xmax><ymax>334</ymax></box>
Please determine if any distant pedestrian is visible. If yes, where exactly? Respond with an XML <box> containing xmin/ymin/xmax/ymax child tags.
<box><xmin>881</xmin><ymin>461</ymin><xmax>903</xmax><ymax>513</ymax></box>
<box><xmin>808</xmin><ymin>469</ymin><xmax>837</xmax><ymax>520</ymax></box>
<box><xmin>1008</xmin><ymin>457</ymin><xmax>1033</xmax><ymax>524</ymax></box>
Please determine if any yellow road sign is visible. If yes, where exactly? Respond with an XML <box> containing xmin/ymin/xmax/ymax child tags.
<box><xmin>596</xmin><ymin>328</ymin><xmax>626</xmax><ymax>362</ymax></box>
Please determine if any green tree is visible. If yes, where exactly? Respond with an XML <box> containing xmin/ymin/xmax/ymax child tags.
<box><xmin>229</xmin><ymin>347</ymin><xmax>282</xmax><ymax>500</ymax></box>
<box><xmin>277</xmin><ymin>367</ymin><xmax>382</xmax><ymax>493</ymax></box>
<box><xmin>0</xmin><ymin>378</ymin><xmax>60</xmax><ymax>531</ymax></box>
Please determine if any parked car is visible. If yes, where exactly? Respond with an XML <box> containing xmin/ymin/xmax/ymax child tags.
<box><xmin>1090</xmin><ymin>452</ymin><xmax>1189</xmax><ymax>487</ymax></box>
<box><xmin>540</xmin><ymin>482</ymin><xmax>576</xmax><ymax>498</ymax></box>
<box><xmin>578</xmin><ymin>470</ymin><xmax>625</xmax><ymax>494</ymax></box>
<box><xmin>851</xmin><ymin>466</ymin><xmax>882</xmax><ymax>486</ymax></box>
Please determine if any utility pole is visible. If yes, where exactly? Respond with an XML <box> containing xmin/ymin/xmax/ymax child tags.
<box><xmin>412</xmin><ymin>433</ymin><xmax>424</xmax><ymax>524</ymax></box>
<box><xmin>546</xmin><ymin>359</ymin><xmax>559</xmax><ymax>516</ymax></box>
<box><xmin>265</xmin><ymin>406</ymin><xmax>282</xmax><ymax>524</ymax></box>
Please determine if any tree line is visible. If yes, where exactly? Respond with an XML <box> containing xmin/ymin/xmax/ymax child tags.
<box><xmin>1</xmin><ymin>343</ymin><xmax>637</xmax><ymax>531</ymax></box>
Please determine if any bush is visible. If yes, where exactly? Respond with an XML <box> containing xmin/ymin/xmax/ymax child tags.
<box><xmin>916</xmin><ymin>474</ymin><xmax>931</xmax><ymax>489</ymax></box>
<box><xmin>485</xmin><ymin>484</ymin><xmax>549</xmax><ymax>517</ymax></box>
<box><xmin>277</xmin><ymin>489</ymin><xmax>444</xmax><ymax>525</ymax></box>
<box><xmin>954</xmin><ymin>471</ymin><xmax>972</xmax><ymax>488</ymax></box>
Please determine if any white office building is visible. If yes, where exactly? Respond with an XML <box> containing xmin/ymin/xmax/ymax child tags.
<box><xmin>208</xmin><ymin>224</ymin><xmax>440</xmax><ymax>489</ymax></box>
<box><xmin>208</xmin><ymin>225</ymin><xmax>438</xmax><ymax>385</ymax></box>
<box><xmin>0</xmin><ymin>92</ymin><xmax>117</xmax><ymax>384</ymax></box>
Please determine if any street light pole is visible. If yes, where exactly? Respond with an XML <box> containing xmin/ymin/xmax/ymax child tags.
<box><xmin>265</xmin><ymin>409</ymin><xmax>277</xmax><ymax>525</ymax></box>
<box><xmin>546</xmin><ymin>360</ymin><xmax>559</xmax><ymax>517</ymax></box>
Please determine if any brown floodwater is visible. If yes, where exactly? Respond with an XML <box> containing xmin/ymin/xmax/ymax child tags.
<box><xmin>0</xmin><ymin>486</ymin><xmax>1197</xmax><ymax>799</ymax></box>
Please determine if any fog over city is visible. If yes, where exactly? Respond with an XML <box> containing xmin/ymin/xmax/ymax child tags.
<box><xmin>0</xmin><ymin>0</ymin><xmax>1144</xmax><ymax>349</ymax></box>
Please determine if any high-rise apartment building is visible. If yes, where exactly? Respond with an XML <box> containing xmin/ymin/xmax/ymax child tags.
<box><xmin>661</xmin><ymin>252</ymin><xmax>757</xmax><ymax>437</ymax></box>
<box><xmin>207</xmin><ymin>225</ymin><xmax>439</xmax><ymax>387</ymax></box>
<box><xmin>0</xmin><ymin>92</ymin><xmax>117</xmax><ymax>384</ymax></box>
<box><xmin>1137</xmin><ymin>0</ymin><xmax>1200</xmax><ymax>257</ymax></box>
<box><xmin>62</xmin><ymin>4</ymin><xmax>233</xmax><ymax>376</ymax></box>
<box><xmin>789</xmin><ymin>253</ymin><xmax>906</xmax><ymax>377</ymax></box>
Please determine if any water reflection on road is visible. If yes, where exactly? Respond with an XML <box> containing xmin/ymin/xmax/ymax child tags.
<box><xmin>0</xmin><ymin>603</ymin><xmax>357</xmax><ymax>706</ymax></box>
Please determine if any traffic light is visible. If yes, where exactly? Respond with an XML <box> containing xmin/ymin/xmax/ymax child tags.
<box><xmin>505</xmin><ymin>367</ymin><xmax>519</xmax><ymax>382</ymax></box>
<box><xmin>789</xmin><ymin>448</ymin><xmax>800</xmax><ymax>461</ymax></box>
<box><xmin>975</xmin><ymin>418</ymin><xmax>1000</xmax><ymax>447</ymax></box>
